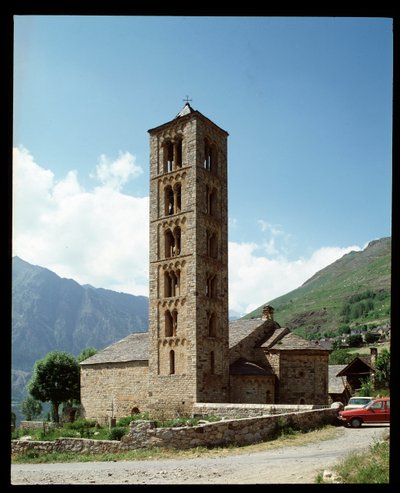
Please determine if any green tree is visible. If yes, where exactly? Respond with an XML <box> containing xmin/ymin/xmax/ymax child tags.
<box><xmin>21</xmin><ymin>396</ymin><xmax>43</xmax><ymax>420</ymax></box>
<box><xmin>374</xmin><ymin>349</ymin><xmax>390</xmax><ymax>388</ymax></box>
<box><xmin>364</xmin><ymin>332</ymin><xmax>380</xmax><ymax>344</ymax></box>
<box><xmin>358</xmin><ymin>378</ymin><xmax>374</xmax><ymax>397</ymax></box>
<box><xmin>77</xmin><ymin>347</ymin><xmax>97</xmax><ymax>363</ymax></box>
<box><xmin>329</xmin><ymin>349</ymin><xmax>360</xmax><ymax>365</ymax></box>
<box><xmin>27</xmin><ymin>351</ymin><xmax>80</xmax><ymax>423</ymax></box>
<box><xmin>348</xmin><ymin>334</ymin><xmax>363</xmax><ymax>347</ymax></box>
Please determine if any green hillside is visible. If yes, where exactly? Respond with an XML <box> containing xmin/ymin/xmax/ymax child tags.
<box><xmin>244</xmin><ymin>237</ymin><xmax>391</xmax><ymax>339</ymax></box>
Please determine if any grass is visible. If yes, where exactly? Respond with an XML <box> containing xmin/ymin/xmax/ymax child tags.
<box><xmin>12</xmin><ymin>424</ymin><xmax>342</xmax><ymax>464</ymax></box>
<box><xmin>315</xmin><ymin>438</ymin><xmax>390</xmax><ymax>484</ymax></box>
<box><xmin>347</xmin><ymin>341</ymin><xmax>390</xmax><ymax>355</ymax></box>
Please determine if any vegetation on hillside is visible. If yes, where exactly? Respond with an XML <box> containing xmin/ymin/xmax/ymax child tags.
<box><xmin>244</xmin><ymin>237</ymin><xmax>391</xmax><ymax>340</ymax></box>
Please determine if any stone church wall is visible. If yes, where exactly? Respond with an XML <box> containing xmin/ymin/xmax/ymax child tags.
<box><xmin>80</xmin><ymin>362</ymin><xmax>149</xmax><ymax>424</ymax></box>
<box><xmin>278</xmin><ymin>352</ymin><xmax>329</xmax><ymax>405</ymax></box>
<box><xmin>229</xmin><ymin>375</ymin><xmax>276</xmax><ymax>404</ymax></box>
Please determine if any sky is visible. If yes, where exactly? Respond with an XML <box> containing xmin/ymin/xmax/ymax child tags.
<box><xmin>12</xmin><ymin>15</ymin><xmax>393</xmax><ymax>317</ymax></box>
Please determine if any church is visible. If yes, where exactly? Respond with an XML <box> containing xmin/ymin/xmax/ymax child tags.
<box><xmin>80</xmin><ymin>104</ymin><xmax>329</xmax><ymax>423</ymax></box>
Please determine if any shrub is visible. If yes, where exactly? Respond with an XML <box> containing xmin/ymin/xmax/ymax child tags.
<box><xmin>108</xmin><ymin>426</ymin><xmax>128</xmax><ymax>441</ymax></box>
<box><xmin>65</xmin><ymin>418</ymin><xmax>97</xmax><ymax>437</ymax></box>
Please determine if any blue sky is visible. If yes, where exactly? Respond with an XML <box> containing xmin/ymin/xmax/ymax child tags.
<box><xmin>13</xmin><ymin>16</ymin><xmax>393</xmax><ymax>316</ymax></box>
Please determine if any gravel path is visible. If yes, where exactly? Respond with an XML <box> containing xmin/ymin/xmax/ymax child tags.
<box><xmin>11</xmin><ymin>424</ymin><xmax>388</xmax><ymax>485</ymax></box>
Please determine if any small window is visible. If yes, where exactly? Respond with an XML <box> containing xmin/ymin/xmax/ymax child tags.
<box><xmin>210</xmin><ymin>351</ymin><xmax>215</xmax><ymax>374</ymax></box>
<box><xmin>207</xmin><ymin>231</ymin><xmax>218</xmax><ymax>258</ymax></box>
<box><xmin>169</xmin><ymin>350</ymin><xmax>175</xmax><ymax>374</ymax></box>
<box><xmin>208</xmin><ymin>313</ymin><xmax>217</xmax><ymax>337</ymax></box>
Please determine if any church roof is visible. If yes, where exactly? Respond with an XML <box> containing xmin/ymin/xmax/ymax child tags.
<box><xmin>81</xmin><ymin>319</ymin><xmax>327</xmax><ymax>366</ymax></box>
<box><xmin>228</xmin><ymin>319</ymin><xmax>266</xmax><ymax>347</ymax></box>
<box><xmin>80</xmin><ymin>332</ymin><xmax>149</xmax><ymax>365</ymax></box>
<box><xmin>328</xmin><ymin>364</ymin><xmax>347</xmax><ymax>394</ymax></box>
<box><xmin>265</xmin><ymin>331</ymin><xmax>328</xmax><ymax>351</ymax></box>
<box><xmin>230</xmin><ymin>358</ymin><xmax>273</xmax><ymax>376</ymax></box>
<box><xmin>148</xmin><ymin>103</ymin><xmax>229</xmax><ymax>136</ymax></box>
<box><xmin>176</xmin><ymin>102</ymin><xmax>195</xmax><ymax>117</ymax></box>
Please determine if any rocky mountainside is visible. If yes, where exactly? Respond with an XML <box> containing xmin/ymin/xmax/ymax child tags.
<box><xmin>12</xmin><ymin>256</ymin><xmax>149</xmax><ymax>377</ymax></box>
<box><xmin>244</xmin><ymin>237</ymin><xmax>391</xmax><ymax>338</ymax></box>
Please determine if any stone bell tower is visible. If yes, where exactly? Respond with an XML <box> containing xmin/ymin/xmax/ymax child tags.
<box><xmin>147</xmin><ymin>103</ymin><xmax>229</xmax><ymax>415</ymax></box>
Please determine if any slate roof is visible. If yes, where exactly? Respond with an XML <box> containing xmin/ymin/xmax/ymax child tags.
<box><xmin>230</xmin><ymin>358</ymin><xmax>273</xmax><ymax>376</ymax></box>
<box><xmin>228</xmin><ymin>319</ymin><xmax>265</xmax><ymax>347</ymax></box>
<box><xmin>265</xmin><ymin>331</ymin><xmax>329</xmax><ymax>351</ymax></box>
<box><xmin>81</xmin><ymin>319</ymin><xmax>327</xmax><ymax>366</ymax></box>
<box><xmin>80</xmin><ymin>332</ymin><xmax>149</xmax><ymax>365</ymax></box>
<box><xmin>336</xmin><ymin>356</ymin><xmax>374</xmax><ymax>377</ymax></box>
<box><xmin>148</xmin><ymin>103</ymin><xmax>229</xmax><ymax>136</ymax></box>
<box><xmin>328</xmin><ymin>365</ymin><xmax>347</xmax><ymax>394</ymax></box>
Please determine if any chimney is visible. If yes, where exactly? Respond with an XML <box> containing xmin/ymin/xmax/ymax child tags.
<box><xmin>370</xmin><ymin>347</ymin><xmax>378</xmax><ymax>369</ymax></box>
<box><xmin>262</xmin><ymin>305</ymin><xmax>274</xmax><ymax>321</ymax></box>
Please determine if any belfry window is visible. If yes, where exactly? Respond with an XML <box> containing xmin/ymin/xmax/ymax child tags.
<box><xmin>165</xmin><ymin>186</ymin><xmax>174</xmax><ymax>215</ymax></box>
<box><xmin>163</xmin><ymin>139</ymin><xmax>182</xmax><ymax>173</ymax></box>
<box><xmin>165</xmin><ymin>309</ymin><xmax>178</xmax><ymax>337</ymax></box>
<box><xmin>164</xmin><ymin>226</ymin><xmax>181</xmax><ymax>258</ymax></box>
<box><xmin>164</xmin><ymin>270</ymin><xmax>180</xmax><ymax>297</ymax></box>
<box><xmin>208</xmin><ymin>312</ymin><xmax>217</xmax><ymax>337</ymax></box>
<box><xmin>175</xmin><ymin>183</ymin><xmax>182</xmax><ymax>212</ymax></box>
<box><xmin>206</xmin><ymin>273</ymin><xmax>217</xmax><ymax>298</ymax></box>
<box><xmin>207</xmin><ymin>231</ymin><xmax>218</xmax><ymax>259</ymax></box>
<box><xmin>206</xmin><ymin>186</ymin><xmax>217</xmax><ymax>216</ymax></box>
<box><xmin>175</xmin><ymin>139</ymin><xmax>182</xmax><ymax>168</ymax></box>
<box><xmin>164</xmin><ymin>142</ymin><xmax>174</xmax><ymax>173</ymax></box>
<box><xmin>204</xmin><ymin>140</ymin><xmax>217</xmax><ymax>172</ymax></box>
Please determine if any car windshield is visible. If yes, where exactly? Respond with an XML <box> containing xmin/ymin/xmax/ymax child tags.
<box><xmin>348</xmin><ymin>398</ymin><xmax>371</xmax><ymax>406</ymax></box>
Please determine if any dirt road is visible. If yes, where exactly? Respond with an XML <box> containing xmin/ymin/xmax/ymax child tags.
<box><xmin>11</xmin><ymin>425</ymin><xmax>388</xmax><ymax>485</ymax></box>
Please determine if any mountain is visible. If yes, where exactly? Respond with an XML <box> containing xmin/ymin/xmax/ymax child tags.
<box><xmin>243</xmin><ymin>237</ymin><xmax>391</xmax><ymax>338</ymax></box>
<box><xmin>12</xmin><ymin>257</ymin><xmax>149</xmax><ymax>374</ymax></box>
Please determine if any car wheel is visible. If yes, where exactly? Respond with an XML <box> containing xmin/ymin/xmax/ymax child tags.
<box><xmin>350</xmin><ymin>418</ymin><xmax>362</xmax><ymax>428</ymax></box>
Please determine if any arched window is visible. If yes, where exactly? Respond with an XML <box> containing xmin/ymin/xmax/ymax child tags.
<box><xmin>175</xmin><ymin>139</ymin><xmax>182</xmax><ymax>168</ymax></box>
<box><xmin>206</xmin><ymin>273</ymin><xmax>217</xmax><ymax>298</ymax></box>
<box><xmin>206</xmin><ymin>186</ymin><xmax>217</xmax><ymax>216</ymax></box>
<box><xmin>174</xmin><ymin>226</ymin><xmax>181</xmax><ymax>255</ymax></box>
<box><xmin>165</xmin><ymin>229</ymin><xmax>175</xmax><ymax>258</ymax></box>
<box><xmin>204</xmin><ymin>140</ymin><xmax>211</xmax><ymax>170</ymax></box>
<box><xmin>165</xmin><ymin>310</ymin><xmax>173</xmax><ymax>337</ymax></box>
<box><xmin>208</xmin><ymin>313</ymin><xmax>217</xmax><ymax>337</ymax></box>
<box><xmin>165</xmin><ymin>186</ymin><xmax>174</xmax><ymax>215</ymax></box>
<box><xmin>207</xmin><ymin>231</ymin><xmax>218</xmax><ymax>258</ymax></box>
<box><xmin>175</xmin><ymin>183</ymin><xmax>182</xmax><ymax>212</ymax></box>
<box><xmin>164</xmin><ymin>141</ymin><xmax>174</xmax><ymax>173</ymax></box>
<box><xmin>204</xmin><ymin>139</ymin><xmax>218</xmax><ymax>172</ymax></box>
<box><xmin>165</xmin><ymin>270</ymin><xmax>180</xmax><ymax>297</ymax></box>
<box><xmin>169</xmin><ymin>350</ymin><xmax>175</xmax><ymax>375</ymax></box>
<box><xmin>165</xmin><ymin>227</ymin><xmax>181</xmax><ymax>258</ymax></box>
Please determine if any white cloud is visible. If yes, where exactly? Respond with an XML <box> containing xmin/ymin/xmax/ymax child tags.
<box><xmin>12</xmin><ymin>147</ymin><xmax>362</xmax><ymax>312</ymax></box>
<box><xmin>93</xmin><ymin>152</ymin><xmax>142</xmax><ymax>190</ymax></box>
<box><xmin>13</xmin><ymin>147</ymin><xmax>148</xmax><ymax>296</ymax></box>
<box><xmin>228</xmin><ymin>241</ymin><xmax>361</xmax><ymax>316</ymax></box>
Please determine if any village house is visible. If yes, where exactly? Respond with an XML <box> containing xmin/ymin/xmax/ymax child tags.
<box><xmin>80</xmin><ymin>104</ymin><xmax>330</xmax><ymax>423</ymax></box>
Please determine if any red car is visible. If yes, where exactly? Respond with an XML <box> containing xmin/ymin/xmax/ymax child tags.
<box><xmin>338</xmin><ymin>397</ymin><xmax>390</xmax><ymax>428</ymax></box>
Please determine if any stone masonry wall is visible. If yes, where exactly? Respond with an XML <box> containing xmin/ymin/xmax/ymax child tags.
<box><xmin>12</xmin><ymin>408</ymin><xmax>338</xmax><ymax>455</ymax></box>
<box><xmin>80</xmin><ymin>361</ymin><xmax>149</xmax><ymax>425</ymax></box>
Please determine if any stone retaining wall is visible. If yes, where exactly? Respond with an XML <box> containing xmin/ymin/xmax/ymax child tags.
<box><xmin>192</xmin><ymin>402</ymin><xmax>327</xmax><ymax>419</ymax></box>
<box><xmin>12</xmin><ymin>408</ymin><xmax>339</xmax><ymax>455</ymax></box>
